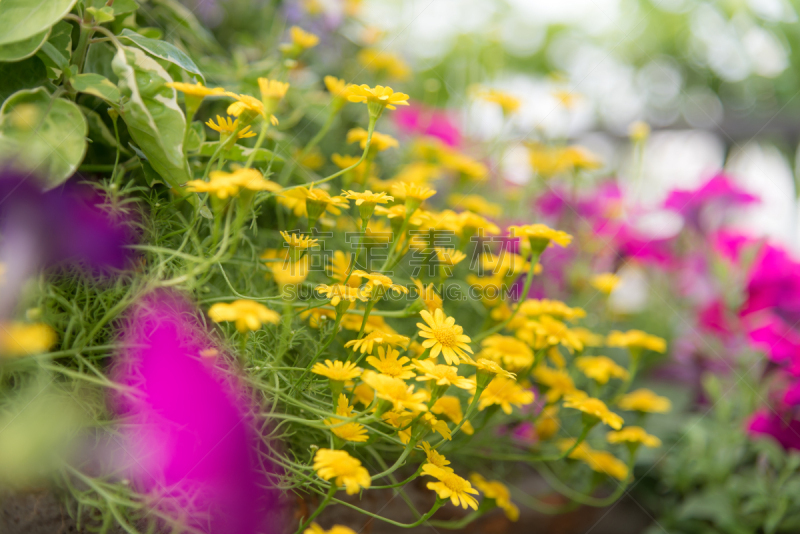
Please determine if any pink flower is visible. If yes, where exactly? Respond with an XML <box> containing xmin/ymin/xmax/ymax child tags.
<box><xmin>111</xmin><ymin>292</ymin><xmax>280</xmax><ymax>534</ymax></box>
<box><xmin>664</xmin><ymin>173</ymin><xmax>758</xmax><ymax>233</ymax></box>
<box><xmin>747</xmin><ymin>410</ymin><xmax>800</xmax><ymax>450</ymax></box>
<box><xmin>393</xmin><ymin>105</ymin><xmax>461</xmax><ymax>146</ymax></box>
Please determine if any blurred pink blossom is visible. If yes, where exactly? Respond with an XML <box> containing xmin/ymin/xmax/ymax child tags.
<box><xmin>393</xmin><ymin>105</ymin><xmax>461</xmax><ymax>146</ymax></box>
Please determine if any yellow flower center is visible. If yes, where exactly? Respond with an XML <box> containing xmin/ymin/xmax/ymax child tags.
<box><xmin>433</xmin><ymin>326</ymin><xmax>457</xmax><ymax>347</ymax></box>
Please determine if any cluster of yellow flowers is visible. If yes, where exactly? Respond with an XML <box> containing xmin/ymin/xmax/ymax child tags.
<box><xmin>161</xmin><ymin>23</ymin><xmax>674</xmax><ymax>531</ymax></box>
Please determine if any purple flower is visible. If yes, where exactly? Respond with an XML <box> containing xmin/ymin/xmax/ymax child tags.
<box><xmin>664</xmin><ymin>173</ymin><xmax>758</xmax><ymax>233</ymax></box>
<box><xmin>393</xmin><ymin>105</ymin><xmax>461</xmax><ymax>147</ymax></box>
<box><xmin>111</xmin><ymin>292</ymin><xmax>281</xmax><ymax>534</ymax></box>
<box><xmin>0</xmin><ymin>170</ymin><xmax>134</xmax><ymax>317</ymax></box>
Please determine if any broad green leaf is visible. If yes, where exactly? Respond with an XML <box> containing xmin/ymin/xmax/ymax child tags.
<box><xmin>70</xmin><ymin>73</ymin><xmax>120</xmax><ymax>104</ymax></box>
<box><xmin>185</xmin><ymin>121</ymin><xmax>205</xmax><ymax>152</ymax></box>
<box><xmin>0</xmin><ymin>56</ymin><xmax>49</xmax><ymax>104</ymax></box>
<box><xmin>112</xmin><ymin>45</ymin><xmax>191</xmax><ymax>196</ymax></box>
<box><xmin>0</xmin><ymin>29</ymin><xmax>50</xmax><ymax>63</ymax></box>
<box><xmin>80</xmin><ymin>105</ymin><xmax>129</xmax><ymax>154</ymax></box>
<box><xmin>199</xmin><ymin>142</ymin><xmax>284</xmax><ymax>163</ymax></box>
<box><xmin>84</xmin><ymin>42</ymin><xmax>118</xmax><ymax>83</ymax></box>
<box><xmin>86</xmin><ymin>6</ymin><xmax>115</xmax><ymax>23</ymax></box>
<box><xmin>0</xmin><ymin>88</ymin><xmax>87</xmax><ymax>188</ymax></box>
<box><xmin>38</xmin><ymin>21</ymin><xmax>72</xmax><ymax>80</ymax></box>
<box><xmin>119</xmin><ymin>29</ymin><xmax>204</xmax><ymax>81</ymax></box>
<box><xmin>87</xmin><ymin>0</ymin><xmax>139</xmax><ymax>16</ymax></box>
<box><xmin>0</xmin><ymin>0</ymin><xmax>78</xmax><ymax>47</ymax></box>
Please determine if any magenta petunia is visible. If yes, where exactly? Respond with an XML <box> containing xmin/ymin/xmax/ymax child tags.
<box><xmin>111</xmin><ymin>292</ymin><xmax>281</xmax><ymax>534</ymax></box>
<box><xmin>393</xmin><ymin>105</ymin><xmax>461</xmax><ymax>147</ymax></box>
<box><xmin>664</xmin><ymin>173</ymin><xmax>758</xmax><ymax>232</ymax></box>
<box><xmin>747</xmin><ymin>410</ymin><xmax>800</xmax><ymax>451</ymax></box>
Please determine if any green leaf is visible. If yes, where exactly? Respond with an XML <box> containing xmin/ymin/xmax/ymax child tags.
<box><xmin>70</xmin><ymin>73</ymin><xmax>120</xmax><ymax>104</ymax></box>
<box><xmin>0</xmin><ymin>0</ymin><xmax>78</xmax><ymax>47</ymax></box>
<box><xmin>119</xmin><ymin>29</ymin><xmax>204</xmax><ymax>82</ymax></box>
<box><xmin>80</xmin><ymin>105</ymin><xmax>129</xmax><ymax>154</ymax></box>
<box><xmin>0</xmin><ymin>29</ymin><xmax>50</xmax><ymax>63</ymax></box>
<box><xmin>87</xmin><ymin>0</ymin><xmax>139</xmax><ymax>16</ymax></box>
<box><xmin>37</xmin><ymin>21</ymin><xmax>72</xmax><ymax>80</ymax></box>
<box><xmin>112</xmin><ymin>45</ymin><xmax>191</xmax><ymax>196</ymax></box>
<box><xmin>84</xmin><ymin>42</ymin><xmax>117</xmax><ymax>83</ymax></box>
<box><xmin>0</xmin><ymin>56</ymin><xmax>49</xmax><ymax>104</ymax></box>
<box><xmin>0</xmin><ymin>88</ymin><xmax>88</xmax><ymax>188</ymax></box>
<box><xmin>199</xmin><ymin>142</ymin><xmax>284</xmax><ymax>163</ymax></box>
<box><xmin>185</xmin><ymin>121</ymin><xmax>205</xmax><ymax>152</ymax></box>
<box><xmin>86</xmin><ymin>6</ymin><xmax>115</xmax><ymax>23</ymax></box>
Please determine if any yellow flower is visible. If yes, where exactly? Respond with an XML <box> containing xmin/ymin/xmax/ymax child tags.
<box><xmin>315</xmin><ymin>284</ymin><xmax>368</xmax><ymax>307</ymax></box>
<box><xmin>563</xmin><ymin>392</ymin><xmax>624</xmax><ymax>430</ymax></box>
<box><xmin>0</xmin><ymin>323</ymin><xmax>56</xmax><ymax>357</ymax></box>
<box><xmin>304</xmin><ymin>523</ymin><xmax>357</xmax><ymax>534</ymax></box>
<box><xmin>311</xmin><ymin>360</ymin><xmax>362</xmax><ymax>381</ymax></box>
<box><xmin>420</xmin><ymin>441</ymin><xmax>453</xmax><ymax>471</ymax></box>
<box><xmin>391</xmin><ymin>181</ymin><xmax>437</xmax><ymax>202</ymax></box>
<box><xmin>346</xmin><ymin>128</ymin><xmax>398</xmax><ymax>151</ymax></box>
<box><xmin>301</xmin><ymin>308</ymin><xmax>336</xmax><ymax>329</ymax></box>
<box><xmin>313</xmin><ymin>448</ymin><xmax>371</xmax><ymax>494</ymax></box>
<box><xmin>226</xmin><ymin>93</ymin><xmax>265</xmax><ymax>118</ymax></box>
<box><xmin>617</xmin><ymin>389</ymin><xmax>671</xmax><ymax>413</ymax></box>
<box><xmin>276</xmin><ymin>188</ymin><xmax>308</xmax><ymax>216</ymax></box>
<box><xmin>207</xmin><ymin>300</ymin><xmax>280</xmax><ymax>333</ymax></box>
<box><xmin>607</xmin><ymin>426</ymin><xmax>661</xmax><ymax>448</ymax></box>
<box><xmin>366</xmin><ymin>346</ymin><xmax>415</xmax><ymax>379</ymax></box>
<box><xmin>205</xmin><ymin>115</ymin><xmax>257</xmax><ymax>139</ymax></box>
<box><xmin>478</xmin><ymin>376</ymin><xmax>535</xmax><ymax>414</ymax></box>
<box><xmin>345</xmin><ymin>84</ymin><xmax>410</xmax><ymax>111</ymax></box>
<box><xmin>440</xmin><ymin>151</ymin><xmax>488</xmax><ymax>181</ymax></box>
<box><xmin>532</xmin><ymin>366</ymin><xmax>577</xmax><ymax>403</ymax></box>
<box><xmin>325</xmin><ymin>394</ymin><xmax>368</xmax><ymax>443</ymax></box>
<box><xmin>518</xmin><ymin>299</ymin><xmax>586</xmax><ymax>321</ymax></box>
<box><xmin>560</xmin><ymin>440</ymin><xmax>628</xmax><ymax>481</ymax></box>
<box><xmin>281</xmin><ymin>231</ymin><xmax>318</xmax><ymax>250</ymax></box>
<box><xmin>412</xmin><ymin>279</ymin><xmax>442</xmax><ymax>313</ymax></box>
<box><xmin>458</xmin><ymin>211</ymin><xmax>501</xmax><ymax>236</ymax></box>
<box><xmin>422</xmin><ymin>464</ymin><xmax>479</xmax><ymax>510</ymax></box>
<box><xmin>431</xmin><ymin>397</ymin><xmax>464</xmax><ymax>426</ymax></box>
<box><xmin>527</xmin><ymin>143</ymin><xmax>602</xmax><ymax>176</ymax></box>
<box><xmin>340</xmin><ymin>312</ymin><xmax>393</xmax><ymax>334</ymax></box>
<box><xmin>517</xmin><ymin>316</ymin><xmax>584</xmax><ymax>353</ymax></box>
<box><xmin>571</xmin><ymin>327</ymin><xmax>604</xmax><ymax>347</ymax></box>
<box><xmin>166</xmin><ymin>81</ymin><xmax>226</xmax><ymax>98</ymax></box>
<box><xmin>479</xmin><ymin>335</ymin><xmax>534</xmax><ymax>371</ymax></box>
<box><xmin>469</xmin><ymin>473</ymin><xmax>519</xmax><ymax>521</ymax></box>
<box><xmin>258</xmin><ymin>78</ymin><xmax>290</xmax><ymax>101</ymax></box>
<box><xmin>417</xmin><ymin>308</ymin><xmax>474</xmax><ymax>365</ymax></box>
<box><xmin>289</xmin><ymin>26</ymin><xmax>319</xmax><ymax>49</ymax></box>
<box><xmin>356</xmin><ymin>49</ymin><xmax>411</xmax><ymax>80</ymax></box>
<box><xmin>575</xmin><ymin>356</ymin><xmax>629</xmax><ymax>385</ymax></box>
<box><xmin>629</xmin><ymin>120</ymin><xmax>650</xmax><ymax>142</ymax></box>
<box><xmin>352</xmin><ymin>382</ymin><xmax>374</xmax><ymax>406</ymax></box>
<box><xmin>324</xmin><ymin>76</ymin><xmax>349</xmax><ymax>98</ymax></box>
<box><xmin>382</xmin><ymin>410</ymin><xmax>414</xmax><ymax>444</ymax></box>
<box><xmin>362</xmin><ymin>370</ymin><xmax>429</xmax><ymax>412</ymax></box>
<box><xmin>448</xmin><ymin>194</ymin><xmax>502</xmax><ymax>217</ymax></box>
<box><xmin>327</xmin><ymin>251</ymin><xmax>362</xmax><ymax>287</ymax></box>
<box><xmin>607</xmin><ymin>330</ymin><xmax>667</xmax><ymax>353</ymax></box>
<box><xmin>341</xmin><ymin>190</ymin><xmax>394</xmax><ymax>206</ymax></box>
<box><xmin>413</xmin><ymin>359</ymin><xmax>474</xmax><ymax>390</ymax></box>
<box><xmin>480</xmin><ymin>252</ymin><xmax>529</xmax><ymax>279</ymax></box>
<box><xmin>352</xmin><ymin>270</ymin><xmax>409</xmax><ymax>296</ymax></box>
<box><xmin>591</xmin><ymin>273</ymin><xmax>620</xmax><ymax>294</ymax></box>
<box><xmin>552</xmin><ymin>89</ymin><xmax>580</xmax><ymax>109</ymax></box>
<box><xmin>536</xmin><ymin>406</ymin><xmax>560</xmax><ymax>440</ymax></box>
<box><xmin>301</xmin><ymin>186</ymin><xmax>350</xmax><ymax>218</ymax></box>
<box><xmin>463</xmin><ymin>358</ymin><xmax>516</xmax><ymax>380</ymax></box>
<box><xmin>507</xmin><ymin>224</ymin><xmax>573</xmax><ymax>248</ymax></box>
<box><xmin>477</xmin><ymin>89</ymin><xmax>520</xmax><ymax>114</ymax></box>
<box><xmin>268</xmin><ymin>255</ymin><xmax>309</xmax><ymax>287</ymax></box>
<box><xmin>435</xmin><ymin>248</ymin><xmax>467</xmax><ymax>267</ymax></box>
<box><xmin>392</xmin><ymin>161</ymin><xmax>440</xmax><ymax>184</ymax></box>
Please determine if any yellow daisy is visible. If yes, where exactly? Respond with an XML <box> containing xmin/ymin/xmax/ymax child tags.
<box><xmin>422</xmin><ymin>464</ymin><xmax>479</xmax><ymax>510</ymax></box>
<box><xmin>207</xmin><ymin>300</ymin><xmax>280</xmax><ymax>333</ymax></box>
<box><xmin>366</xmin><ymin>346</ymin><xmax>415</xmax><ymax>380</ymax></box>
<box><xmin>324</xmin><ymin>394</ymin><xmax>368</xmax><ymax>443</ymax></box>
<box><xmin>575</xmin><ymin>356</ymin><xmax>629</xmax><ymax>385</ymax></box>
<box><xmin>362</xmin><ymin>370</ymin><xmax>428</xmax><ymax>412</ymax></box>
<box><xmin>352</xmin><ymin>270</ymin><xmax>409</xmax><ymax>296</ymax></box>
<box><xmin>477</xmin><ymin>88</ymin><xmax>520</xmax><ymax>114</ymax></box>
<box><xmin>478</xmin><ymin>376</ymin><xmax>535</xmax><ymax>414</ymax></box>
<box><xmin>289</xmin><ymin>26</ymin><xmax>319</xmax><ymax>49</ymax></box>
<box><xmin>311</xmin><ymin>360</ymin><xmax>362</xmax><ymax>382</ymax></box>
<box><xmin>315</xmin><ymin>284</ymin><xmax>368</xmax><ymax>307</ymax></box>
<box><xmin>469</xmin><ymin>473</ymin><xmax>519</xmax><ymax>521</ymax></box>
<box><xmin>166</xmin><ymin>81</ymin><xmax>226</xmax><ymax>98</ymax></box>
<box><xmin>346</xmin><ymin>128</ymin><xmax>398</xmax><ymax>151</ymax></box>
<box><xmin>507</xmin><ymin>224</ymin><xmax>573</xmax><ymax>248</ymax></box>
<box><xmin>313</xmin><ymin>448</ymin><xmax>371</xmax><ymax>494</ymax></box>
<box><xmin>205</xmin><ymin>115</ymin><xmax>257</xmax><ymax>139</ymax></box>
<box><xmin>420</xmin><ymin>441</ymin><xmax>453</xmax><ymax>471</ymax></box>
<box><xmin>280</xmin><ymin>231</ymin><xmax>319</xmax><ymax>250</ymax></box>
<box><xmin>391</xmin><ymin>181</ymin><xmax>437</xmax><ymax>203</ymax></box>
<box><xmin>345</xmin><ymin>84</ymin><xmax>410</xmax><ymax>110</ymax></box>
<box><xmin>607</xmin><ymin>330</ymin><xmax>667</xmax><ymax>353</ymax></box>
<box><xmin>617</xmin><ymin>389</ymin><xmax>671</xmax><ymax>413</ymax></box>
<box><xmin>607</xmin><ymin>426</ymin><xmax>661</xmax><ymax>448</ymax></box>
<box><xmin>417</xmin><ymin>308</ymin><xmax>474</xmax><ymax>365</ymax></box>
<box><xmin>0</xmin><ymin>322</ymin><xmax>56</xmax><ymax>357</ymax></box>
<box><xmin>413</xmin><ymin>359</ymin><xmax>474</xmax><ymax>390</ymax></box>
<box><xmin>591</xmin><ymin>273</ymin><xmax>620</xmax><ymax>294</ymax></box>
<box><xmin>478</xmin><ymin>335</ymin><xmax>534</xmax><ymax>372</ymax></box>
<box><xmin>563</xmin><ymin>392</ymin><xmax>624</xmax><ymax>430</ymax></box>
